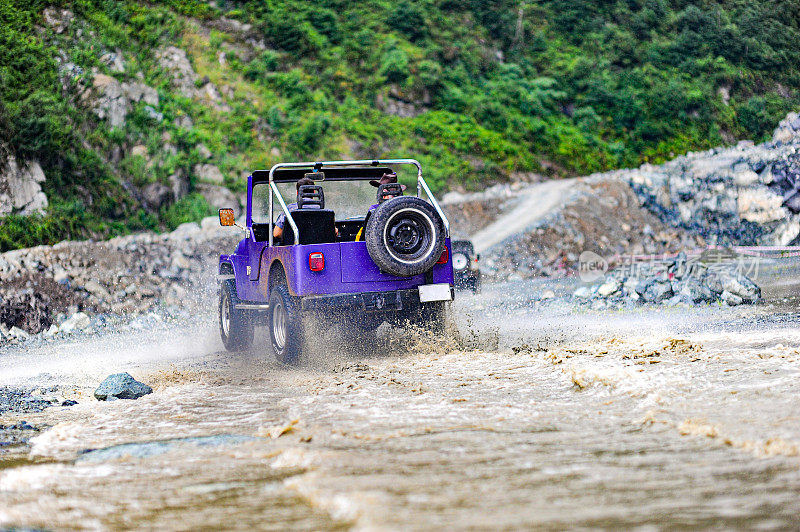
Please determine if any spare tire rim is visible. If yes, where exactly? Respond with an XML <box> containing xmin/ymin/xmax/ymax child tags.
<box><xmin>388</xmin><ymin>218</ymin><xmax>424</xmax><ymax>254</ymax></box>
<box><xmin>383</xmin><ymin>208</ymin><xmax>437</xmax><ymax>265</ymax></box>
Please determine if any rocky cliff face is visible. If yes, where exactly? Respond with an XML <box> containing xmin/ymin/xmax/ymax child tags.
<box><xmin>618</xmin><ymin>113</ymin><xmax>800</xmax><ymax>246</ymax></box>
<box><xmin>0</xmin><ymin>157</ymin><xmax>48</xmax><ymax>216</ymax></box>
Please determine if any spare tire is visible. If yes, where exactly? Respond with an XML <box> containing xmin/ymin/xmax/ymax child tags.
<box><xmin>365</xmin><ymin>196</ymin><xmax>446</xmax><ymax>277</ymax></box>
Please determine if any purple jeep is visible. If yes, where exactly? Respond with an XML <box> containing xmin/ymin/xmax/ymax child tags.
<box><xmin>217</xmin><ymin>159</ymin><xmax>454</xmax><ymax>363</ymax></box>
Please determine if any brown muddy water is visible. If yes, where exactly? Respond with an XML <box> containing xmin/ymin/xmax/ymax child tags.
<box><xmin>2</xmin><ymin>260</ymin><xmax>800</xmax><ymax>530</ymax></box>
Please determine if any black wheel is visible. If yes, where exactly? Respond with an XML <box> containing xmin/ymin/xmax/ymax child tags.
<box><xmin>219</xmin><ymin>280</ymin><xmax>254</xmax><ymax>351</ymax></box>
<box><xmin>269</xmin><ymin>283</ymin><xmax>304</xmax><ymax>364</ymax></box>
<box><xmin>471</xmin><ymin>276</ymin><xmax>482</xmax><ymax>294</ymax></box>
<box><xmin>365</xmin><ymin>196</ymin><xmax>446</xmax><ymax>277</ymax></box>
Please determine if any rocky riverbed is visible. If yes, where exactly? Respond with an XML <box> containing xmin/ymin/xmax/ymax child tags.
<box><xmin>0</xmin><ymin>217</ymin><xmax>238</xmax><ymax>341</ymax></box>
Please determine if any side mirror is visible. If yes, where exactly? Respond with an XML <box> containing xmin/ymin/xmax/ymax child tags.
<box><xmin>219</xmin><ymin>208</ymin><xmax>235</xmax><ymax>227</ymax></box>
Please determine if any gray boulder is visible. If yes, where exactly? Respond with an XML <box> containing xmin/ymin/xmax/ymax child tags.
<box><xmin>42</xmin><ymin>7</ymin><xmax>73</xmax><ymax>33</ymax></box>
<box><xmin>196</xmin><ymin>183</ymin><xmax>241</xmax><ymax>217</ymax></box>
<box><xmin>169</xmin><ymin>170</ymin><xmax>189</xmax><ymax>200</ymax></box>
<box><xmin>642</xmin><ymin>280</ymin><xmax>673</xmax><ymax>302</ymax></box>
<box><xmin>678</xmin><ymin>278</ymin><xmax>715</xmax><ymax>303</ymax></box>
<box><xmin>0</xmin><ymin>156</ymin><xmax>48</xmax><ymax>215</ymax></box>
<box><xmin>721</xmin><ymin>290</ymin><xmax>744</xmax><ymax>306</ymax></box>
<box><xmin>94</xmin><ymin>373</ymin><xmax>153</xmax><ymax>401</ymax></box>
<box><xmin>718</xmin><ymin>271</ymin><xmax>761</xmax><ymax>302</ymax></box>
<box><xmin>142</xmin><ymin>182</ymin><xmax>174</xmax><ymax>211</ymax></box>
<box><xmin>193</xmin><ymin>163</ymin><xmax>225</xmax><ymax>184</ymax></box>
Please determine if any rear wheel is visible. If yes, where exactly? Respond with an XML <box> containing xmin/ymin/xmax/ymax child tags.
<box><xmin>219</xmin><ymin>280</ymin><xmax>254</xmax><ymax>351</ymax></box>
<box><xmin>269</xmin><ymin>283</ymin><xmax>304</xmax><ymax>364</ymax></box>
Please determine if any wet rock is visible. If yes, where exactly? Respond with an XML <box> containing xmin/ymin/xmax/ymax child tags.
<box><xmin>597</xmin><ymin>279</ymin><xmax>621</xmax><ymax>297</ymax></box>
<box><xmin>94</xmin><ymin>373</ymin><xmax>153</xmax><ymax>401</ymax></box>
<box><xmin>62</xmin><ymin>399</ymin><xmax>78</xmax><ymax>406</ymax></box>
<box><xmin>718</xmin><ymin>271</ymin><xmax>761</xmax><ymax>302</ymax></box>
<box><xmin>0</xmin><ymin>387</ymin><xmax>54</xmax><ymax>415</ymax></box>
<box><xmin>8</xmin><ymin>326</ymin><xmax>31</xmax><ymax>341</ymax></box>
<box><xmin>59</xmin><ymin>312</ymin><xmax>91</xmax><ymax>333</ymax></box>
<box><xmin>0</xmin><ymin>156</ymin><xmax>48</xmax><ymax>216</ymax></box>
<box><xmin>721</xmin><ymin>290</ymin><xmax>744</xmax><ymax>306</ymax></box>
<box><xmin>577</xmin><ymin>255</ymin><xmax>760</xmax><ymax>307</ymax></box>
<box><xmin>643</xmin><ymin>281</ymin><xmax>673</xmax><ymax>302</ymax></box>
<box><xmin>572</xmin><ymin>286</ymin><xmax>591</xmax><ymax>299</ymax></box>
<box><xmin>678</xmin><ymin>278</ymin><xmax>715</xmax><ymax>303</ymax></box>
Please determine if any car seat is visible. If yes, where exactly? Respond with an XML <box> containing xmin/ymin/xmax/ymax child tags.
<box><xmin>280</xmin><ymin>184</ymin><xmax>336</xmax><ymax>245</ymax></box>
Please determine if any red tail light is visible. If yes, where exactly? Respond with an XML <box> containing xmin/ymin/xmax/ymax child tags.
<box><xmin>309</xmin><ymin>252</ymin><xmax>325</xmax><ymax>272</ymax></box>
<box><xmin>436</xmin><ymin>248</ymin><xmax>449</xmax><ymax>264</ymax></box>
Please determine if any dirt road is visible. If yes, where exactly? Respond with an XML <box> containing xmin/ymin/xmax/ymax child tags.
<box><xmin>1</xmin><ymin>274</ymin><xmax>800</xmax><ymax>529</ymax></box>
<box><xmin>469</xmin><ymin>178</ymin><xmax>576</xmax><ymax>254</ymax></box>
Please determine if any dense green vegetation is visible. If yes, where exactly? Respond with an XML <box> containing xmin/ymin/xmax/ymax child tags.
<box><xmin>1</xmin><ymin>0</ymin><xmax>799</xmax><ymax>250</ymax></box>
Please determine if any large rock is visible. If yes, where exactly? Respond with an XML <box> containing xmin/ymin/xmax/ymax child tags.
<box><xmin>0</xmin><ymin>156</ymin><xmax>48</xmax><ymax>215</ymax></box>
<box><xmin>92</xmin><ymin>74</ymin><xmax>128</xmax><ymax>128</ymax></box>
<box><xmin>94</xmin><ymin>373</ymin><xmax>153</xmax><ymax>401</ymax></box>
<box><xmin>196</xmin><ymin>184</ymin><xmax>241</xmax><ymax>217</ymax></box>
<box><xmin>142</xmin><ymin>182</ymin><xmax>174</xmax><ymax>211</ymax></box>
<box><xmin>59</xmin><ymin>312</ymin><xmax>91</xmax><ymax>333</ymax></box>
<box><xmin>773</xmin><ymin>112</ymin><xmax>800</xmax><ymax>144</ymax></box>
<box><xmin>156</xmin><ymin>46</ymin><xmax>198</xmax><ymax>98</ymax></box>
<box><xmin>42</xmin><ymin>7</ymin><xmax>73</xmax><ymax>33</ymax></box>
<box><xmin>193</xmin><ymin>164</ymin><xmax>225</xmax><ymax>184</ymax></box>
<box><xmin>169</xmin><ymin>170</ymin><xmax>189</xmax><ymax>200</ymax></box>
<box><xmin>642</xmin><ymin>280</ymin><xmax>673</xmax><ymax>302</ymax></box>
<box><xmin>92</xmin><ymin>75</ymin><xmax>159</xmax><ymax>128</ymax></box>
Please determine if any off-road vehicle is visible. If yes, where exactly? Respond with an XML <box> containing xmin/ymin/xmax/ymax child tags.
<box><xmin>217</xmin><ymin>159</ymin><xmax>454</xmax><ymax>363</ymax></box>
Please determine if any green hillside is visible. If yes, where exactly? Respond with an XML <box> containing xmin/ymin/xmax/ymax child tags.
<box><xmin>1</xmin><ymin>0</ymin><xmax>799</xmax><ymax>250</ymax></box>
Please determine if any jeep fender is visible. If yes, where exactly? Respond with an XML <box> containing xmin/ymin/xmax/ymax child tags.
<box><xmin>267</xmin><ymin>260</ymin><xmax>292</xmax><ymax>297</ymax></box>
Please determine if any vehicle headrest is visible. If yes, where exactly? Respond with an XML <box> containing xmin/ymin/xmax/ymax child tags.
<box><xmin>377</xmin><ymin>183</ymin><xmax>403</xmax><ymax>203</ymax></box>
<box><xmin>298</xmin><ymin>184</ymin><xmax>325</xmax><ymax>209</ymax></box>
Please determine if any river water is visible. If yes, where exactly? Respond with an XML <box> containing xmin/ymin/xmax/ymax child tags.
<box><xmin>1</xmin><ymin>262</ymin><xmax>800</xmax><ymax>530</ymax></box>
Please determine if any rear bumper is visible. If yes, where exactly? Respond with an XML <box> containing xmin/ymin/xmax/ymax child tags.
<box><xmin>300</xmin><ymin>287</ymin><xmax>454</xmax><ymax>312</ymax></box>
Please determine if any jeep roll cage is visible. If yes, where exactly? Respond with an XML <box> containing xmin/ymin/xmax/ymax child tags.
<box><xmin>257</xmin><ymin>159</ymin><xmax>450</xmax><ymax>246</ymax></box>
